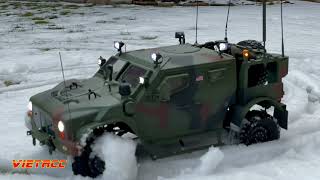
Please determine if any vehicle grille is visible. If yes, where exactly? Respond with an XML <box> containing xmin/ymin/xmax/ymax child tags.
<box><xmin>32</xmin><ymin>106</ymin><xmax>53</xmax><ymax>134</ymax></box>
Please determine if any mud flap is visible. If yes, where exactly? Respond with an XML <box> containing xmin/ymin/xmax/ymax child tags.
<box><xmin>274</xmin><ymin>104</ymin><xmax>288</xmax><ymax>130</ymax></box>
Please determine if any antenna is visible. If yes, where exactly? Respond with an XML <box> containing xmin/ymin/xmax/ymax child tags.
<box><xmin>224</xmin><ymin>0</ymin><xmax>232</xmax><ymax>42</ymax></box>
<box><xmin>195</xmin><ymin>0</ymin><xmax>199</xmax><ymax>44</ymax></box>
<box><xmin>262</xmin><ymin>0</ymin><xmax>267</xmax><ymax>53</ymax></box>
<box><xmin>280</xmin><ymin>0</ymin><xmax>285</xmax><ymax>57</ymax></box>
<box><xmin>59</xmin><ymin>52</ymin><xmax>67</xmax><ymax>93</ymax></box>
<box><xmin>59</xmin><ymin>52</ymin><xmax>72</xmax><ymax>121</ymax></box>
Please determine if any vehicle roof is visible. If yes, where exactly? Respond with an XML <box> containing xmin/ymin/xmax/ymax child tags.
<box><xmin>118</xmin><ymin>43</ymin><xmax>235</xmax><ymax>70</ymax></box>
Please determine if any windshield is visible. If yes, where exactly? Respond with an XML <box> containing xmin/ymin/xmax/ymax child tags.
<box><xmin>95</xmin><ymin>57</ymin><xmax>147</xmax><ymax>89</ymax></box>
<box><xmin>95</xmin><ymin>57</ymin><xmax>127</xmax><ymax>79</ymax></box>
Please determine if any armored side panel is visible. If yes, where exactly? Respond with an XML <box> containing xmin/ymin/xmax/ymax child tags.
<box><xmin>237</xmin><ymin>54</ymin><xmax>288</xmax><ymax>105</ymax></box>
<box><xmin>131</xmin><ymin>45</ymin><xmax>237</xmax><ymax>144</ymax></box>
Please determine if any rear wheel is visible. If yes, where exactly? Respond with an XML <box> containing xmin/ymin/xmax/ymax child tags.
<box><xmin>240</xmin><ymin>110</ymin><xmax>280</xmax><ymax>145</ymax></box>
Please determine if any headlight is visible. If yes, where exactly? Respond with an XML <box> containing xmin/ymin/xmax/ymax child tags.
<box><xmin>219</xmin><ymin>43</ymin><xmax>228</xmax><ymax>51</ymax></box>
<box><xmin>27</xmin><ymin>101</ymin><xmax>32</xmax><ymax>111</ymax></box>
<box><xmin>242</xmin><ymin>49</ymin><xmax>250</xmax><ymax>59</ymax></box>
<box><xmin>58</xmin><ymin>121</ymin><xmax>64</xmax><ymax>132</ymax></box>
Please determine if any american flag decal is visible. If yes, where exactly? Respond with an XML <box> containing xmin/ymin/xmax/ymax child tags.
<box><xmin>196</xmin><ymin>75</ymin><xmax>204</xmax><ymax>81</ymax></box>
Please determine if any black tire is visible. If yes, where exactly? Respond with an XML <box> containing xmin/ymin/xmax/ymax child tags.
<box><xmin>240</xmin><ymin>111</ymin><xmax>280</xmax><ymax>146</ymax></box>
<box><xmin>72</xmin><ymin>155</ymin><xmax>90</xmax><ymax>177</ymax></box>
<box><xmin>72</xmin><ymin>149</ymin><xmax>105</xmax><ymax>178</ymax></box>
<box><xmin>72</xmin><ymin>130</ymin><xmax>106</xmax><ymax>178</ymax></box>
<box><xmin>237</xmin><ymin>40</ymin><xmax>264</xmax><ymax>50</ymax></box>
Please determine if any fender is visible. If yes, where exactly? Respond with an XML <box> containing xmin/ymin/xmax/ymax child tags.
<box><xmin>229</xmin><ymin>97</ymin><xmax>288</xmax><ymax>131</ymax></box>
<box><xmin>75</xmin><ymin>110</ymin><xmax>138</xmax><ymax>143</ymax></box>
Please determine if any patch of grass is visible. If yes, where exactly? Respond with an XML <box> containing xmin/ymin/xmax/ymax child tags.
<box><xmin>140</xmin><ymin>35</ymin><xmax>158</xmax><ymax>40</ymax></box>
<box><xmin>9</xmin><ymin>24</ymin><xmax>26</xmax><ymax>32</ymax></box>
<box><xmin>0</xmin><ymin>4</ymin><xmax>9</xmax><ymax>9</ymax></box>
<box><xmin>10</xmin><ymin>1</ymin><xmax>22</xmax><ymax>9</ymax></box>
<box><xmin>112</xmin><ymin>17</ymin><xmax>121</xmax><ymax>20</ymax></box>
<box><xmin>40</xmin><ymin>48</ymin><xmax>51</xmax><ymax>51</ymax></box>
<box><xmin>60</xmin><ymin>10</ymin><xmax>71</xmax><ymax>16</ymax></box>
<box><xmin>21</xmin><ymin>12</ymin><xmax>34</xmax><ymax>17</ymax></box>
<box><xmin>4</xmin><ymin>80</ymin><xmax>20</xmax><ymax>87</ymax></box>
<box><xmin>120</xmin><ymin>31</ymin><xmax>131</xmax><ymax>35</ymax></box>
<box><xmin>84</xmin><ymin>3</ymin><xmax>95</xmax><ymax>7</ymax></box>
<box><xmin>76</xmin><ymin>12</ymin><xmax>85</xmax><ymax>16</ymax></box>
<box><xmin>47</xmin><ymin>25</ymin><xmax>64</xmax><ymax>30</ymax></box>
<box><xmin>63</xmin><ymin>4</ymin><xmax>80</xmax><ymax>9</ymax></box>
<box><xmin>47</xmin><ymin>15</ymin><xmax>58</xmax><ymax>19</ymax></box>
<box><xmin>34</xmin><ymin>20</ymin><xmax>49</xmax><ymax>25</ymax></box>
<box><xmin>32</xmin><ymin>17</ymin><xmax>45</xmax><ymax>21</ymax></box>
<box><xmin>96</xmin><ymin>20</ymin><xmax>107</xmax><ymax>24</ymax></box>
<box><xmin>4</xmin><ymin>80</ymin><xmax>12</xmax><ymax>86</ymax></box>
<box><xmin>67</xmin><ymin>29</ymin><xmax>84</xmax><ymax>33</ymax></box>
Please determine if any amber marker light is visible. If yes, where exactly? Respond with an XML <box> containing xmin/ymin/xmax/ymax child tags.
<box><xmin>243</xmin><ymin>49</ymin><xmax>249</xmax><ymax>59</ymax></box>
<box><xmin>59</xmin><ymin>132</ymin><xmax>65</xmax><ymax>139</ymax></box>
<box><xmin>27</xmin><ymin>111</ymin><xmax>32</xmax><ymax>117</ymax></box>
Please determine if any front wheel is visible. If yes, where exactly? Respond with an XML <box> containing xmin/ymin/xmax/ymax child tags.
<box><xmin>72</xmin><ymin>146</ymin><xmax>105</xmax><ymax>178</ymax></box>
<box><xmin>240</xmin><ymin>110</ymin><xmax>280</xmax><ymax>146</ymax></box>
<box><xmin>72</xmin><ymin>128</ymin><xmax>106</xmax><ymax>178</ymax></box>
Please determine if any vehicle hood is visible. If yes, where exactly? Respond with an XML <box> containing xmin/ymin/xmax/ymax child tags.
<box><xmin>30</xmin><ymin>77</ymin><xmax>121</xmax><ymax>119</ymax></box>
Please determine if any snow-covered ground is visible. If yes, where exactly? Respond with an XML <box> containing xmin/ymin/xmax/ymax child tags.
<box><xmin>0</xmin><ymin>0</ymin><xmax>320</xmax><ymax>180</ymax></box>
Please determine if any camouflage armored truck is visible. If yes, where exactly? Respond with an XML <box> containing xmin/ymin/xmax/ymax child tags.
<box><xmin>25</xmin><ymin>37</ymin><xmax>288</xmax><ymax>177</ymax></box>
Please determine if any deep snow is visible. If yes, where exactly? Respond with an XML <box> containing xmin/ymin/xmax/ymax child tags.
<box><xmin>0</xmin><ymin>0</ymin><xmax>320</xmax><ymax>180</ymax></box>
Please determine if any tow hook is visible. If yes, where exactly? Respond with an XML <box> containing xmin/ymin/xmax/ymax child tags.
<box><xmin>33</xmin><ymin>137</ymin><xmax>36</xmax><ymax>146</ymax></box>
<box><xmin>27</xmin><ymin>131</ymin><xmax>36</xmax><ymax>146</ymax></box>
<box><xmin>48</xmin><ymin>137</ymin><xmax>56</xmax><ymax>155</ymax></box>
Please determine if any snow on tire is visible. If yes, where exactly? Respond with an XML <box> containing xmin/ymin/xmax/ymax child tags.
<box><xmin>91</xmin><ymin>133</ymin><xmax>138</xmax><ymax>180</ymax></box>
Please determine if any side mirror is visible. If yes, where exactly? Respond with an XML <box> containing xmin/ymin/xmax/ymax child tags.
<box><xmin>119</xmin><ymin>81</ymin><xmax>131</xmax><ymax>98</ymax></box>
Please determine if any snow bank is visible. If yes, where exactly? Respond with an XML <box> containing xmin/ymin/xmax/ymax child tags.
<box><xmin>0</xmin><ymin>64</ymin><xmax>30</xmax><ymax>87</ymax></box>
<box><xmin>91</xmin><ymin>133</ymin><xmax>138</xmax><ymax>180</ymax></box>
<box><xmin>0</xmin><ymin>1</ymin><xmax>320</xmax><ymax>180</ymax></box>
<box><xmin>196</xmin><ymin>146</ymin><xmax>224</xmax><ymax>175</ymax></box>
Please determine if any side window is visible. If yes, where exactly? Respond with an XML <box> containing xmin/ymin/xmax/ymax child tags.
<box><xmin>266</xmin><ymin>62</ymin><xmax>278</xmax><ymax>83</ymax></box>
<box><xmin>159</xmin><ymin>74</ymin><xmax>189</xmax><ymax>100</ymax></box>
<box><xmin>248</xmin><ymin>62</ymin><xmax>278</xmax><ymax>87</ymax></box>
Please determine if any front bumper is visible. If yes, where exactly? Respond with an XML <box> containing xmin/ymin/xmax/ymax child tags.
<box><xmin>25</xmin><ymin>113</ymin><xmax>82</xmax><ymax>156</ymax></box>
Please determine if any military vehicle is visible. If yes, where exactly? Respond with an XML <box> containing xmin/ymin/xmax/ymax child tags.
<box><xmin>24</xmin><ymin>1</ymin><xmax>288</xmax><ymax>178</ymax></box>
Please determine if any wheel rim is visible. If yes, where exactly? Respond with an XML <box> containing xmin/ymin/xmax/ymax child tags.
<box><xmin>250</xmin><ymin>127</ymin><xmax>268</xmax><ymax>144</ymax></box>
